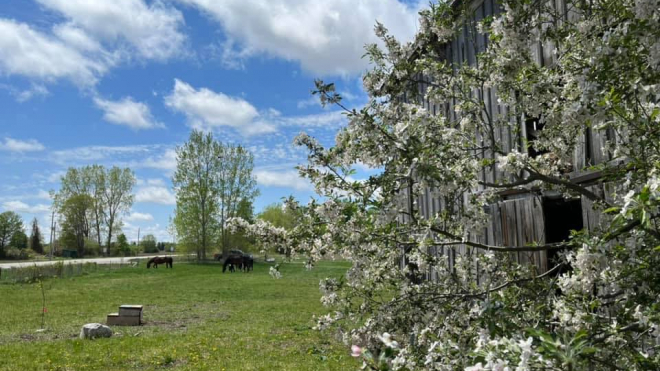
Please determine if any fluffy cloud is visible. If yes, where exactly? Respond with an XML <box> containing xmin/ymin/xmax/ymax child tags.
<box><xmin>165</xmin><ymin>79</ymin><xmax>273</xmax><ymax>136</ymax></box>
<box><xmin>255</xmin><ymin>169</ymin><xmax>313</xmax><ymax>191</ymax></box>
<box><xmin>135</xmin><ymin>186</ymin><xmax>176</xmax><ymax>205</ymax></box>
<box><xmin>0</xmin><ymin>19</ymin><xmax>109</xmax><ymax>85</ymax></box>
<box><xmin>0</xmin><ymin>137</ymin><xmax>45</xmax><ymax>152</ymax></box>
<box><xmin>0</xmin><ymin>1</ymin><xmax>184</xmax><ymax>87</ymax></box>
<box><xmin>177</xmin><ymin>0</ymin><xmax>421</xmax><ymax>75</ymax></box>
<box><xmin>2</xmin><ymin>200</ymin><xmax>51</xmax><ymax>214</ymax></box>
<box><xmin>140</xmin><ymin>149</ymin><xmax>178</xmax><ymax>171</ymax></box>
<box><xmin>36</xmin><ymin>0</ymin><xmax>186</xmax><ymax>61</ymax></box>
<box><xmin>94</xmin><ymin>96</ymin><xmax>164</xmax><ymax>130</ymax></box>
<box><xmin>165</xmin><ymin>79</ymin><xmax>347</xmax><ymax>136</ymax></box>
<box><xmin>125</xmin><ymin>211</ymin><xmax>154</xmax><ymax>222</ymax></box>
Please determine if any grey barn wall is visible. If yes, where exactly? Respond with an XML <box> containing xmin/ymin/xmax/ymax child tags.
<box><xmin>400</xmin><ymin>0</ymin><xmax>613</xmax><ymax>277</ymax></box>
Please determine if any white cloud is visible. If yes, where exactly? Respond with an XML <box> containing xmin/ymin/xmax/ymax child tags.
<box><xmin>135</xmin><ymin>186</ymin><xmax>176</xmax><ymax>205</ymax></box>
<box><xmin>36</xmin><ymin>0</ymin><xmax>186</xmax><ymax>61</ymax></box>
<box><xmin>177</xmin><ymin>0</ymin><xmax>421</xmax><ymax>75</ymax></box>
<box><xmin>204</xmin><ymin>39</ymin><xmax>252</xmax><ymax>70</ymax></box>
<box><xmin>136</xmin><ymin>178</ymin><xmax>167</xmax><ymax>187</ymax></box>
<box><xmin>276</xmin><ymin>110</ymin><xmax>346</xmax><ymax>128</ymax></box>
<box><xmin>165</xmin><ymin>79</ymin><xmax>274</xmax><ymax>136</ymax></box>
<box><xmin>0</xmin><ymin>19</ymin><xmax>110</xmax><ymax>85</ymax></box>
<box><xmin>36</xmin><ymin>190</ymin><xmax>53</xmax><ymax>200</ymax></box>
<box><xmin>2</xmin><ymin>200</ymin><xmax>51</xmax><ymax>214</ymax></box>
<box><xmin>255</xmin><ymin>169</ymin><xmax>312</xmax><ymax>191</ymax></box>
<box><xmin>15</xmin><ymin>84</ymin><xmax>50</xmax><ymax>103</ymax></box>
<box><xmin>140</xmin><ymin>149</ymin><xmax>178</xmax><ymax>171</ymax></box>
<box><xmin>125</xmin><ymin>211</ymin><xmax>154</xmax><ymax>222</ymax></box>
<box><xmin>94</xmin><ymin>96</ymin><xmax>164</xmax><ymax>130</ymax></box>
<box><xmin>165</xmin><ymin>79</ymin><xmax>346</xmax><ymax>136</ymax></box>
<box><xmin>297</xmin><ymin>96</ymin><xmax>322</xmax><ymax>109</ymax></box>
<box><xmin>0</xmin><ymin>137</ymin><xmax>46</xmax><ymax>152</ymax></box>
<box><xmin>51</xmin><ymin>144</ymin><xmax>151</xmax><ymax>164</ymax></box>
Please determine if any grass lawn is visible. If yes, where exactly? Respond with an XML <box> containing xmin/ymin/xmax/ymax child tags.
<box><xmin>0</xmin><ymin>260</ymin><xmax>358</xmax><ymax>371</ymax></box>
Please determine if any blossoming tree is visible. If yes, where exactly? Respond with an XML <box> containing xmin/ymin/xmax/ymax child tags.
<box><xmin>231</xmin><ymin>0</ymin><xmax>660</xmax><ymax>369</ymax></box>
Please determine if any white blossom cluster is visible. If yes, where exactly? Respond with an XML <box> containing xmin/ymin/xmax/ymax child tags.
<box><xmin>234</xmin><ymin>0</ymin><xmax>660</xmax><ymax>369</ymax></box>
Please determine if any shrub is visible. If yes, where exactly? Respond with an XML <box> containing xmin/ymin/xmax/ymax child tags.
<box><xmin>5</xmin><ymin>247</ymin><xmax>36</xmax><ymax>260</ymax></box>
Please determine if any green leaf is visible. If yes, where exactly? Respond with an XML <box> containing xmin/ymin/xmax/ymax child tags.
<box><xmin>603</xmin><ymin>207</ymin><xmax>620</xmax><ymax>214</ymax></box>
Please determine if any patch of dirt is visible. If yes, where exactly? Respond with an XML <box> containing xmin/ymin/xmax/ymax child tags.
<box><xmin>19</xmin><ymin>333</ymin><xmax>36</xmax><ymax>341</ymax></box>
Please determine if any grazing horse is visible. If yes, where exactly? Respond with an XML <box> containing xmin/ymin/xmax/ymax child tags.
<box><xmin>242</xmin><ymin>256</ymin><xmax>253</xmax><ymax>272</ymax></box>
<box><xmin>147</xmin><ymin>256</ymin><xmax>173</xmax><ymax>268</ymax></box>
<box><xmin>223</xmin><ymin>255</ymin><xmax>243</xmax><ymax>273</ymax></box>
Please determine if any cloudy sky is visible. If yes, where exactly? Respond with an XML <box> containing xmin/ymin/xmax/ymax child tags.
<box><xmin>0</xmin><ymin>0</ymin><xmax>422</xmax><ymax>242</ymax></box>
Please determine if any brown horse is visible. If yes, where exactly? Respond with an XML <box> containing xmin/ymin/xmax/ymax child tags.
<box><xmin>147</xmin><ymin>256</ymin><xmax>173</xmax><ymax>268</ymax></box>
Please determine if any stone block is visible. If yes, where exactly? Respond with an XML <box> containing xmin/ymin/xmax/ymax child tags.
<box><xmin>107</xmin><ymin>313</ymin><xmax>141</xmax><ymax>326</ymax></box>
<box><xmin>119</xmin><ymin>305</ymin><xmax>143</xmax><ymax>319</ymax></box>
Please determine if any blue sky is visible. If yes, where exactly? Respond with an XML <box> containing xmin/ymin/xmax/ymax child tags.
<box><xmin>0</xmin><ymin>0</ymin><xmax>422</xmax><ymax>242</ymax></box>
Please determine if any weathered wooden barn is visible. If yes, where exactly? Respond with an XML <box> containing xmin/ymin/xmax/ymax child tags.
<box><xmin>397</xmin><ymin>0</ymin><xmax>617</xmax><ymax>278</ymax></box>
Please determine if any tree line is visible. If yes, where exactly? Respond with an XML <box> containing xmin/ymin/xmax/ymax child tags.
<box><xmin>2</xmin><ymin>130</ymin><xmax>267</xmax><ymax>261</ymax></box>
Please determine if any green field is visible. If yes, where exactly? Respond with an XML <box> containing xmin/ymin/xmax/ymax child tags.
<box><xmin>0</xmin><ymin>260</ymin><xmax>358</xmax><ymax>371</ymax></box>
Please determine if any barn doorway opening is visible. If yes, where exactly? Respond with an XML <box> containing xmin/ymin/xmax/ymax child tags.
<box><xmin>543</xmin><ymin>197</ymin><xmax>583</xmax><ymax>267</ymax></box>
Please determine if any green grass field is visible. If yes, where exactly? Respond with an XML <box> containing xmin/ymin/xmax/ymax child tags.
<box><xmin>0</xmin><ymin>260</ymin><xmax>358</xmax><ymax>371</ymax></box>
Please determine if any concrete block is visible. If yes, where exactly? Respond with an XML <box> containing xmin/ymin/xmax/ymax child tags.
<box><xmin>119</xmin><ymin>305</ymin><xmax>143</xmax><ymax>319</ymax></box>
<box><xmin>107</xmin><ymin>313</ymin><xmax>141</xmax><ymax>326</ymax></box>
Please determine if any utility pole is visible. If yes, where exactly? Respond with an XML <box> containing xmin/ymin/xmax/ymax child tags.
<box><xmin>137</xmin><ymin>227</ymin><xmax>140</xmax><ymax>252</ymax></box>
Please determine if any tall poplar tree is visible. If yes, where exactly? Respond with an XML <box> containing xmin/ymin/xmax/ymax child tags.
<box><xmin>172</xmin><ymin>130</ymin><xmax>258</xmax><ymax>260</ymax></box>
<box><xmin>173</xmin><ymin>130</ymin><xmax>222</xmax><ymax>260</ymax></box>
<box><xmin>217</xmin><ymin>145</ymin><xmax>259</xmax><ymax>257</ymax></box>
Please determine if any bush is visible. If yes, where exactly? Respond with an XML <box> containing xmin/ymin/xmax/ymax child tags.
<box><xmin>141</xmin><ymin>235</ymin><xmax>158</xmax><ymax>253</ymax></box>
<box><xmin>5</xmin><ymin>248</ymin><xmax>36</xmax><ymax>260</ymax></box>
<box><xmin>84</xmin><ymin>239</ymin><xmax>101</xmax><ymax>257</ymax></box>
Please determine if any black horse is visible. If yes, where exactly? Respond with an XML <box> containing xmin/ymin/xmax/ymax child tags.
<box><xmin>223</xmin><ymin>255</ymin><xmax>243</xmax><ymax>273</ymax></box>
<box><xmin>147</xmin><ymin>256</ymin><xmax>173</xmax><ymax>268</ymax></box>
<box><xmin>242</xmin><ymin>256</ymin><xmax>253</xmax><ymax>272</ymax></box>
<box><xmin>223</xmin><ymin>255</ymin><xmax>253</xmax><ymax>273</ymax></box>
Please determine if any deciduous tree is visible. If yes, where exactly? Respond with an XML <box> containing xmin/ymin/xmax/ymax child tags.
<box><xmin>10</xmin><ymin>230</ymin><xmax>28</xmax><ymax>250</ymax></box>
<box><xmin>217</xmin><ymin>143</ymin><xmax>259</xmax><ymax>257</ymax></box>
<box><xmin>0</xmin><ymin>211</ymin><xmax>23</xmax><ymax>257</ymax></box>
<box><xmin>141</xmin><ymin>234</ymin><xmax>157</xmax><ymax>253</ymax></box>
<box><xmin>99</xmin><ymin>167</ymin><xmax>135</xmax><ymax>252</ymax></box>
<box><xmin>56</xmin><ymin>165</ymin><xmax>135</xmax><ymax>254</ymax></box>
<box><xmin>59</xmin><ymin>194</ymin><xmax>93</xmax><ymax>257</ymax></box>
<box><xmin>173</xmin><ymin>130</ymin><xmax>258</xmax><ymax>260</ymax></box>
<box><xmin>173</xmin><ymin>130</ymin><xmax>223</xmax><ymax>260</ymax></box>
